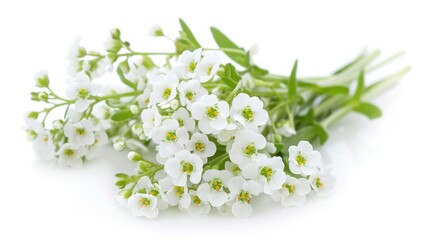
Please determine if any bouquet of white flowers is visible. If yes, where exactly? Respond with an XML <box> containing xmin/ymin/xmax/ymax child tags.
<box><xmin>25</xmin><ymin>19</ymin><xmax>409</xmax><ymax>218</ymax></box>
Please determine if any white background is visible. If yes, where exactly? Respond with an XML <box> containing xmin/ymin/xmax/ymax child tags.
<box><xmin>0</xmin><ymin>0</ymin><xmax>428</xmax><ymax>239</ymax></box>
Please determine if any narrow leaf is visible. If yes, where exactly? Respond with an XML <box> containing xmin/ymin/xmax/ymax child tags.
<box><xmin>117</xmin><ymin>66</ymin><xmax>136</xmax><ymax>90</ymax></box>
<box><xmin>288</xmin><ymin>60</ymin><xmax>298</xmax><ymax>101</ymax></box>
<box><xmin>353</xmin><ymin>70</ymin><xmax>365</xmax><ymax>100</ymax></box>
<box><xmin>210</xmin><ymin>27</ymin><xmax>249</xmax><ymax>67</ymax></box>
<box><xmin>354</xmin><ymin>102</ymin><xmax>382</xmax><ymax>119</ymax></box>
<box><xmin>111</xmin><ymin>110</ymin><xmax>136</xmax><ymax>121</ymax></box>
<box><xmin>179</xmin><ymin>18</ymin><xmax>201</xmax><ymax>47</ymax></box>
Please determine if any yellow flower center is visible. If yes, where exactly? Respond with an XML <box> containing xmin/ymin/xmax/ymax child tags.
<box><xmin>260</xmin><ymin>166</ymin><xmax>274</xmax><ymax>181</ymax></box>
<box><xmin>78</xmin><ymin>88</ymin><xmax>90</xmax><ymax>99</ymax></box>
<box><xmin>206</xmin><ymin>106</ymin><xmax>219</xmax><ymax>119</ymax></box>
<box><xmin>237</xmin><ymin>191</ymin><xmax>251</xmax><ymax>203</ymax></box>
<box><xmin>64</xmin><ymin>148</ymin><xmax>75</xmax><ymax>157</ymax></box>
<box><xmin>149</xmin><ymin>189</ymin><xmax>159</xmax><ymax>197</ymax></box>
<box><xmin>75</xmin><ymin>127</ymin><xmax>86</xmax><ymax>135</ymax></box>
<box><xmin>163</xmin><ymin>88</ymin><xmax>172</xmax><ymax>99</ymax></box>
<box><xmin>188</xmin><ymin>61</ymin><xmax>197</xmax><ymax>72</ymax></box>
<box><xmin>315</xmin><ymin>177</ymin><xmax>324</xmax><ymax>189</ymax></box>
<box><xmin>185</xmin><ymin>91</ymin><xmax>194</xmax><ymax>101</ymax></box>
<box><xmin>192</xmin><ymin>195</ymin><xmax>202</xmax><ymax>205</ymax></box>
<box><xmin>175</xmin><ymin>186</ymin><xmax>185</xmax><ymax>197</ymax></box>
<box><xmin>139</xmin><ymin>197</ymin><xmax>151</xmax><ymax>207</ymax></box>
<box><xmin>283</xmin><ymin>183</ymin><xmax>295</xmax><ymax>195</ymax></box>
<box><xmin>296</xmin><ymin>154</ymin><xmax>307</xmax><ymax>166</ymax></box>
<box><xmin>165</xmin><ymin>131</ymin><xmax>177</xmax><ymax>142</ymax></box>
<box><xmin>210</xmin><ymin>178</ymin><xmax>223</xmax><ymax>191</ymax></box>
<box><xmin>243</xmin><ymin>144</ymin><xmax>257</xmax><ymax>157</ymax></box>
<box><xmin>241</xmin><ymin>106</ymin><xmax>254</xmax><ymax>121</ymax></box>
<box><xmin>194</xmin><ymin>141</ymin><xmax>205</xmax><ymax>152</ymax></box>
<box><xmin>181</xmin><ymin>162</ymin><xmax>194</xmax><ymax>174</ymax></box>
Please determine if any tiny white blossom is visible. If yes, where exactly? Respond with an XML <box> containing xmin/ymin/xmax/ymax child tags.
<box><xmin>185</xmin><ymin>132</ymin><xmax>216</xmax><ymax>160</ymax></box>
<box><xmin>230</xmin><ymin>93</ymin><xmax>268</xmax><ymax>131</ymax></box>
<box><xmin>86</xmin><ymin>129</ymin><xmax>109</xmax><ymax>160</ymax></box>
<box><xmin>135</xmin><ymin>176</ymin><xmax>169</xmax><ymax>211</ymax></box>
<box><xmin>271</xmin><ymin>176</ymin><xmax>311</xmax><ymax>207</ymax></box>
<box><xmin>57</xmin><ymin>143</ymin><xmax>87</xmax><ymax>168</ymax></box>
<box><xmin>137</xmin><ymin>87</ymin><xmax>152</xmax><ymax>108</ymax></box>
<box><xmin>179</xmin><ymin>190</ymin><xmax>211</xmax><ymax>216</ymax></box>
<box><xmin>195</xmin><ymin>52</ymin><xmax>220</xmax><ymax>82</ymax></box>
<box><xmin>164</xmin><ymin>150</ymin><xmax>203</xmax><ymax>186</ymax></box>
<box><xmin>177</xmin><ymin>79</ymin><xmax>208</xmax><ymax>107</ymax></box>
<box><xmin>66</xmin><ymin>73</ymin><xmax>101</xmax><ymax>112</ymax></box>
<box><xmin>228</xmin><ymin>176</ymin><xmax>262</xmax><ymax>218</ymax></box>
<box><xmin>63</xmin><ymin>119</ymin><xmax>95</xmax><ymax>148</ymax></box>
<box><xmin>148</xmin><ymin>24</ymin><xmax>163</xmax><ymax>37</ymax></box>
<box><xmin>32</xmin><ymin>132</ymin><xmax>55</xmax><ymax>161</ymax></box>
<box><xmin>152</xmin><ymin>119</ymin><xmax>189</xmax><ymax>155</ymax></box>
<box><xmin>229</xmin><ymin>130</ymin><xmax>267</xmax><ymax>167</ymax></box>
<box><xmin>197</xmin><ymin>170</ymin><xmax>233</xmax><ymax>207</ymax></box>
<box><xmin>225</xmin><ymin>161</ymin><xmax>242</xmax><ymax>176</ymax></box>
<box><xmin>150</xmin><ymin>73</ymin><xmax>179</xmax><ymax>106</ymax></box>
<box><xmin>242</xmin><ymin>156</ymin><xmax>286</xmax><ymax>194</ymax></box>
<box><xmin>288</xmin><ymin>141</ymin><xmax>321</xmax><ymax>175</ymax></box>
<box><xmin>174</xmin><ymin>48</ymin><xmax>202</xmax><ymax>79</ymax></box>
<box><xmin>159</xmin><ymin>177</ymin><xmax>191</xmax><ymax>209</ymax></box>
<box><xmin>190</xmin><ymin>94</ymin><xmax>229</xmax><ymax>134</ymax></box>
<box><xmin>140</xmin><ymin>106</ymin><xmax>162</xmax><ymax>138</ymax></box>
<box><xmin>172</xmin><ymin>107</ymin><xmax>195</xmax><ymax>132</ymax></box>
<box><xmin>278</xmin><ymin>121</ymin><xmax>296</xmax><ymax>137</ymax></box>
<box><xmin>309</xmin><ymin>170</ymin><xmax>336</xmax><ymax>197</ymax></box>
<box><xmin>127</xmin><ymin>194</ymin><xmax>159</xmax><ymax>219</ymax></box>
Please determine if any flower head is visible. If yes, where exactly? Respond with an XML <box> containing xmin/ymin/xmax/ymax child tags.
<box><xmin>152</xmin><ymin>119</ymin><xmax>189</xmax><ymax>155</ymax></box>
<box><xmin>66</xmin><ymin>73</ymin><xmax>101</xmax><ymax>112</ymax></box>
<box><xmin>271</xmin><ymin>176</ymin><xmax>311</xmax><ymax>207</ymax></box>
<box><xmin>175</xmin><ymin>48</ymin><xmax>202</xmax><ymax>79</ymax></box>
<box><xmin>177</xmin><ymin>79</ymin><xmax>208</xmax><ymax>107</ymax></box>
<box><xmin>127</xmin><ymin>194</ymin><xmax>159</xmax><ymax>219</ymax></box>
<box><xmin>242</xmin><ymin>156</ymin><xmax>286</xmax><ymax>194</ymax></box>
<box><xmin>229</xmin><ymin>130</ymin><xmax>267</xmax><ymax>167</ymax></box>
<box><xmin>195</xmin><ymin>52</ymin><xmax>220</xmax><ymax>82</ymax></box>
<box><xmin>149</xmin><ymin>73</ymin><xmax>179</xmax><ymax>106</ymax></box>
<box><xmin>164</xmin><ymin>150</ymin><xmax>203</xmax><ymax>186</ymax></box>
<box><xmin>197</xmin><ymin>170</ymin><xmax>233</xmax><ymax>207</ymax></box>
<box><xmin>190</xmin><ymin>94</ymin><xmax>229</xmax><ymax>134</ymax></box>
<box><xmin>57</xmin><ymin>143</ymin><xmax>87</xmax><ymax>168</ymax></box>
<box><xmin>63</xmin><ymin>119</ymin><xmax>95</xmax><ymax>148</ymax></box>
<box><xmin>230</xmin><ymin>93</ymin><xmax>268</xmax><ymax>131</ymax></box>
<box><xmin>185</xmin><ymin>132</ymin><xmax>216</xmax><ymax>160</ymax></box>
<box><xmin>228</xmin><ymin>176</ymin><xmax>262</xmax><ymax>218</ymax></box>
<box><xmin>288</xmin><ymin>141</ymin><xmax>321</xmax><ymax>176</ymax></box>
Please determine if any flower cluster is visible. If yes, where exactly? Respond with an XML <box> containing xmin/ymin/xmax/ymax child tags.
<box><xmin>25</xmin><ymin>19</ymin><xmax>408</xmax><ymax>219</ymax></box>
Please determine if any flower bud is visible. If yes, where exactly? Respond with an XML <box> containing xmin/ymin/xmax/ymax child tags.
<box><xmin>27</xmin><ymin>111</ymin><xmax>39</xmax><ymax>119</ymax></box>
<box><xmin>77</xmin><ymin>47</ymin><xmax>87</xmax><ymax>58</ymax></box>
<box><xmin>113</xmin><ymin>140</ymin><xmax>126</xmax><ymax>151</ymax></box>
<box><xmin>127</xmin><ymin>151</ymin><xmax>143</xmax><ymax>161</ymax></box>
<box><xmin>110</xmin><ymin>28</ymin><xmax>121</xmax><ymax>40</ymax></box>
<box><xmin>38</xmin><ymin>91</ymin><xmax>48</xmax><ymax>102</ymax></box>
<box><xmin>170</xmin><ymin>99</ymin><xmax>179</xmax><ymax>110</ymax></box>
<box><xmin>106</xmin><ymin>52</ymin><xmax>118</xmax><ymax>63</ymax></box>
<box><xmin>35</xmin><ymin>71</ymin><xmax>49</xmax><ymax>88</ymax></box>
<box><xmin>129</xmin><ymin>104</ymin><xmax>140</xmax><ymax>114</ymax></box>
<box><xmin>131</xmin><ymin>123</ymin><xmax>143</xmax><ymax>135</ymax></box>
<box><xmin>148</xmin><ymin>24</ymin><xmax>163</xmax><ymax>37</ymax></box>
<box><xmin>53</xmin><ymin>120</ymin><xmax>64</xmax><ymax>130</ymax></box>
<box><xmin>138</xmin><ymin>161</ymin><xmax>152</xmax><ymax>172</ymax></box>
<box><xmin>123</xmin><ymin>189</ymin><xmax>132</xmax><ymax>199</ymax></box>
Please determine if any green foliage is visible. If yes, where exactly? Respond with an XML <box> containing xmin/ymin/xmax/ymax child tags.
<box><xmin>210</xmin><ymin>27</ymin><xmax>249</xmax><ymax>68</ymax></box>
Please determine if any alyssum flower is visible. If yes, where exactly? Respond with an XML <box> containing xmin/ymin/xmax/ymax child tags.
<box><xmin>26</xmin><ymin>19</ymin><xmax>406</xmax><ymax>219</ymax></box>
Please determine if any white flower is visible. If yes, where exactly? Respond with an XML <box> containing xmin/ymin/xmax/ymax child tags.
<box><xmin>242</xmin><ymin>156</ymin><xmax>286</xmax><ymax>194</ymax></box>
<box><xmin>230</xmin><ymin>93</ymin><xmax>268</xmax><ymax>131</ymax></box>
<box><xmin>126</xmin><ymin>64</ymin><xmax>148</xmax><ymax>86</ymax></box>
<box><xmin>172</xmin><ymin>107</ymin><xmax>195</xmax><ymax>132</ymax></box>
<box><xmin>63</xmin><ymin>120</ymin><xmax>95</xmax><ymax>147</ymax></box>
<box><xmin>241</xmin><ymin>73</ymin><xmax>255</xmax><ymax>88</ymax></box>
<box><xmin>179</xmin><ymin>190</ymin><xmax>211</xmax><ymax>216</ymax></box>
<box><xmin>137</xmin><ymin>87</ymin><xmax>152</xmax><ymax>108</ymax></box>
<box><xmin>57</xmin><ymin>143</ymin><xmax>87</xmax><ymax>168</ymax></box>
<box><xmin>140</xmin><ymin>106</ymin><xmax>162</xmax><ymax>138</ymax></box>
<box><xmin>159</xmin><ymin>177</ymin><xmax>191</xmax><ymax>209</ymax></box>
<box><xmin>32</xmin><ymin>133</ymin><xmax>55</xmax><ymax>161</ymax></box>
<box><xmin>177</xmin><ymin>79</ymin><xmax>208</xmax><ymax>107</ymax></box>
<box><xmin>195</xmin><ymin>52</ymin><xmax>220</xmax><ymax>82</ymax></box>
<box><xmin>164</xmin><ymin>150</ymin><xmax>203</xmax><ymax>186</ymax></box>
<box><xmin>152</xmin><ymin>119</ymin><xmax>189</xmax><ymax>155</ymax></box>
<box><xmin>67</xmin><ymin>37</ymin><xmax>85</xmax><ymax>60</ymax></box>
<box><xmin>148</xmin><ymin>24</ymin><xmax>163</xmax><ymax>37</ymax></box>
<box><xmin>309</xmin><ymin>170</ymin><xmax>336</xmax><ymax>197</ymax></box>
<box><xmin>190</xmin><ymin>94</ymin><xmax>229</xmax><ymax>134</ymax></box>
<box><xmin>197</xmin><ymin>170</ymin><xmax>233</xmax><ymax>207</ymax></box>
<box><xmin>271</xmin><ymin>176</ymin><xmax>311</xmax><ymax>207</ymax></box>
<box><xmin>86</xmin><ymin>129</ymin><xmax>109</xmax><ymax>160</ymax></box>
<box><xmin>225</xmin><ymin>161</ymin><xmax>242</xmax><ymax>176</ymax></box>
<box><xmin>288</xmin><ymin>141</ymin><xmax>321</xmax><ymax>175</ymax></box>
<box><xmin>228</xmin><ymin>176</ymin><xmax>262</xmax><ymax>218</ymax></box>
<box><xmin>135</xmin><ymin>176</ymin><xmax>168</xmax><ymax>210</ymax></box>
<box><xmin>174</xmin><ymin>48</ymin><xmax>202</xmax><ymax>79</ymax></box>
<box><xmin>149</xmin><ymin>73</ymin><xmax>179</xmax><ymax>106</ymax></box>
<box><xmin>66</xmin><ymin>73</ymin><xmax>101</xmax><ymax>112</ymax></box>
<box><xmin>229</xmin><ymin>130</ymin><xmax>267</xmax><ymax>167</ymax></box>
<box><xmin>127</xmin><ymin>194</ymin><xmax>159</xmax><ymax>219</ymax></box>
<box><xmin>278</xmin><ymin>121</ymin><xmax>296</xmax><ymax>137</ymax></box>
<box><xmin>185</xmin><ymin>132</ymin><xmax>216</xmax><ymax>160</ymax></box>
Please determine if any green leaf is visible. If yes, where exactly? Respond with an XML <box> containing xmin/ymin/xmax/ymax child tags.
<box><xmin>115</xmin><ymin>173</ymin><xmax>129</xmax><ymax>179</ymax></box>
<box><xmin>353</xmin><ymin>70</ymin><xmax>365</xmax><ymax>100</ymax></box>
<box><xmin>250</xmin><ymin>65</ymin><xmax>269</xmax><ymax>77</ymax></box>
<box><xmin>288</xmin><ymin>60</ymin><xmax>298</xmax><ymax>101</ymax></box>
<box><xmin>210</xmin><ymin>27</ymin><xmax>249</xmax><ymax>67</ymax></box>
<box><xmin>179</xmin><ymin>18</ymin><xmax>201</xmax><ymax>48</ymax></box>
<box><xmin>115</xmin><ymin>180</ymin><xmax>128</xmax><ymax>189</ymax></box>
<box><xmin>111</xmin><ymin>110</ymin><xmax>136</xmax><ymax>121</ymax></box>
<box><xmin>314</xmin><ymin>123</ymin><xmax>329</xmax><ymax>144</ymax></box>
<box><xmin>117</xmin><ymin>66</ymin><xmax>136</xmax><ymax>90</ymax></box>
<box><xmin>282</xmin><ymin>126</ymin><xmax>318</xmax><ymax>152</ymax></box>
<box><xmin>333</xmin><ymin>53</ymin><xmax>365</xmax><ymax>74</ymax></box>
<box><xmin>353</xmin><ymin>102</ymin><xmax>382</xmax><ymax>119</ymax></box>
<box><xmin>219</xmin><ymin>63</ymin><xmax>241</xmax><ymax>88</ymax></box>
